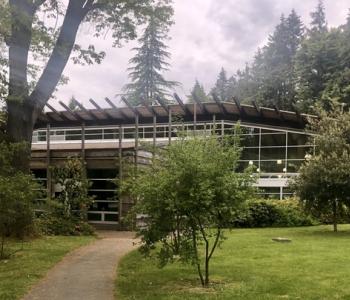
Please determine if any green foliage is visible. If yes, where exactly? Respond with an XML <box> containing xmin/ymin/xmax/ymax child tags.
<box><xmin>210</xmin><ymin>68</ymin><xmax>236</xmax><ymax>102</ymax></box>
<box><xmin>0</xmin><ymin>142</ymin><xmax>38</xmax><ymax>259</ymax></box>
<box><xmin>123</xmin><ymin>4</ymin><xmax>179</xmax><ymax>105</ymax></box>
<box><xmin>292</xmin><ymin>110</ymin><xmax>350</xmax><ymax>232</ymax></box>
<box><xmin>212</xmin><ymin>2</ymin><xmax>350</xmax><ymax>113</ymax></box>
<box><xmin>38</xmin><ymin>158</ymin><xmax>94</xmax><ymax>236</ymax></box>
<box><xmin>123</xmin><ymin>131</ymin><xmax>255</xmax><ymax>287</ymax></box>
<box><xmin>232</xmin><ymin>198</ymin><xmax>317</xmax><ymax>228</ymax></box>
<box><xmin>187</xmin><ymin>80</ymin><xmax>210</xmax><ymax>103</ymax></box>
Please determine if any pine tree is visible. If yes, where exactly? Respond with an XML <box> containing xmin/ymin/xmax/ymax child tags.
<box><xmin>187</xmin><ymin>80</ymin><xmax>209</xmax><ymax>103</ymax></box>
<box><xmin>310</xmin><ymin>0</ymin><xmax>327</xmax><ymax>34</ymax></box>
<box><xmin>210</xmin><ymin>68</ymin><xmax>236</xmax><ymax>101</ymax></box>
<box><xmin>123</xmin><ymin>6</ymin><xmax>179</xmax><ymax>105</ymax></box>
<box><xmin>249</xmin><ymin>11</ymin><xmax>304</xmax><ymax>109</ymax></box>
<box><xmin>68</xmin><ymin>96</ymin><xmax>78</xmax><ymax>111</ymax></box>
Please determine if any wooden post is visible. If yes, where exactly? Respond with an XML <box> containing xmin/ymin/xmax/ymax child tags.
<box><xmin>193</xmin><ymin>102</ymin><xmax>197</xmax><ymax>135</ymax></box>
<box><xmin>168</xmin><ymin>107</ymin><xmax>172</xmax><ymax>145</ymax></box>
<box><xmin>118</xmin><ymin>125</ymin><xmax>123</xmax><ymax>222</ymax></box>
<box><xmin>135</xmin><ymin>115</ymin><xmax>139</xmax><ymax>167</ymax></box>
<box><xmin>46</xmin><ymin>124</ymin><xmax>51</xmax><ymax>200</ymax></box>
<box><xmin>212</xmin><ymin>114</ymin><xmax>216</xmax><ymax>135</ymax></box>
<box><xmin>153</xmin><ymin>115</ymin><xmax>157</xmax><ymax>155</ymax></box>
<box><xmin>81</xmin><ymin>122</ymin><xmax>86</xmax><ymax>160</ymax></box>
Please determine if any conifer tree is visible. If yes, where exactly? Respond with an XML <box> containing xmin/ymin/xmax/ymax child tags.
<box><xmin>210</xmin><ymin>68</ymin><xmax>236</xmax><ymax>102</ymax></box>
<box><xmin>124</xmin><ymin>6</ymin><xmax>179</xmax><ymax>105</ymax></box>
<box><xmin>310</xmin><ymin>0</ymin><xmax>327</xmax><ymax>34</ymax></box>
<box><xmin>188</xmin><ymin>80</ymin><xmax>209</xmax><ymax>103</ymax></box>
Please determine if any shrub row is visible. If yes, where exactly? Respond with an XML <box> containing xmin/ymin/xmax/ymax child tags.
<box><xmin>231</xmin><ymin>198</ymin><xmax>318</xmax><ymax>228</ymax></box>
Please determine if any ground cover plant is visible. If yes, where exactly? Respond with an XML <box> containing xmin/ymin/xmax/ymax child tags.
<box><xmin>117</xmin><ymin>225</ymin><xmax>350</xmax><ymax>300</ymax></box>
<box><xmin>0</xmin><ymin>235</ymin><xmax>94</xmax><ymax>300</ymax></box>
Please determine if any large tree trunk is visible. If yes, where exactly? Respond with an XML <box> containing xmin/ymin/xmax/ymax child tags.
<box><xmin>5</xmin><ymin>0</ymin><xmax>90</xmax><ymax>172</ymax></box>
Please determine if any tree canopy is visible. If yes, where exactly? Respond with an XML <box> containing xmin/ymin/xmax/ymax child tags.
<box><xmin>0</xmin><ymin>0</ymin><xmax>173</xmax><ymax>146</ymax></box>
<box><xmin>212</xmin><ymin>1</ymin><xmax>350</xmax><ymax>113</ymax></box>
<box><xmin>292</xmin><ymin>109</ymin><xmax>350</xmax><ymax>232</ymax></box>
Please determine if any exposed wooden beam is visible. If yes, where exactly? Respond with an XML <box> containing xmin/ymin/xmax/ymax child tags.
<box><xmin>72</xmin><ymin>99</ymin><xmax>99</xmax><ymax>120</ymax></box>
<box><xmin>252</xmin><ymin>101</ymin><xmax>263</xmax><ymax>117</ymax></box>
<box><xmin>120</xmin><ymin>96</ymin><xmax>140</xmax><ymax>118</ymax></box>
<box><xmin>174</xmin><ymin>93</ymin><xmax>190</xmax><ymax>114</ymax></box>
<box><xmin>192</xmin><ymin>92</ymin><xmax>207</xmax><ymax>114</ymax></box>
<box><xmin>233</xmin><ymin>97</ymin><xmax>245</xmax><ymax>117</ymax></box>
<box><xmin>105</xmin><ymin>97</ymin><xmax>129</xmax><ymax>120</ymax></box>
<box><xmin>273</xmin><ymin>104</ymin><xmax>285</xmax><ymax>122</ymax></box>
<box><xmin>59</xmin><ymin>101</ymin><xmax>83</xmax><ymax>121</ymax></box>
<box><xmin>45</xmin><ymin>103</ymin><xmax>70</xmax><ymax>121</ymax></box>
<box><xmin>140</xmin><ymin>97</ymin><xmax>157</xmax><ymax>116</ymax></box>
<box><xmin>212</xmin><ymin>93</ymin><xmax>227</xmax><ymax>115</ymax></box>
<box><xmin>156</xmin><ymin>96</ymin><xmax>169</xmax><ymax>113</ymax></box>
<box><xmin>89</xmin><ymin>98</ymin><xmax>115</xmax><ymax>120</ymax></box>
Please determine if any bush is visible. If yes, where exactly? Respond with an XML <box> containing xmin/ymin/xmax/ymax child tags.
<box><xmin>36</xmin><ymin>158</ymin><xmax>95</xmax><ymax>237</ymax></box>
<box><xmin>36</xmin><ymin>201</ymin><xmax>95</xmax><ymax>236</ymax></box>
<box><xmin>232</xmin><ymin>198</ymin><xmax>317</xmax><ymax>228</ymax></box>
<box><xmin>0</xmin><ymin>142</ymin><xmax>39</xmax><ymax>259</ymax></box>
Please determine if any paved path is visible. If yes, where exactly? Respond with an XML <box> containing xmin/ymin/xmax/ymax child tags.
<box><xmin>22</xmin><ymin>231</ymin><xmax>137</xmax><ymax>300</ymax></box>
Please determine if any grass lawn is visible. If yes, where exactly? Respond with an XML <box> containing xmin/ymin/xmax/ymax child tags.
<box><xmin>0</xmin><ymin>235</ymin><xmax>94</xmax><ymax>300</ymax></box>
<box><xmin>116</xmin><ymin>225</ymin><xmax>350</xmax><ymax>300</ymax></box>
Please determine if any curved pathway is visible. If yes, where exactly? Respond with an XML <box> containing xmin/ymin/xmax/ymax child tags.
<box><xmin>22</xmin><ymin>231</ymin><xmax>137</xmax><ymax>300</ymax></box>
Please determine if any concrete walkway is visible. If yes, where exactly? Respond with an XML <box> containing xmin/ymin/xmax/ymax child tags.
<box><xmin>22</xmin><ymin>231</ymin><xmax>137</xmax><ymax>300</ymax></box>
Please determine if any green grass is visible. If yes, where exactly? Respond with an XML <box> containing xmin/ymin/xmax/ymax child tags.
<box><xmin>116</xmin><ymin>225</ymin><xmax>350</xmax><ymax>300</ymax></box>
<box><xmin>0</xmin><ymin>235</ymin><xmax>94</xmax><ymax>300</ymax></box>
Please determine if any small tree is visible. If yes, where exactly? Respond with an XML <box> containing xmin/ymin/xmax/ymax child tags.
<box><xmin>52</xmin><ymin>158</ymin><xmax>92</xmax><ymax>221</ymax></box>
<box><xmin>123</xmin><ymin>131</ymin><xmax>255</xmax><ymax>287</ymax></box>
<box><xmin>292</xmin><ymin>109</ymin><xmax>350</xmax><ymax>232</ymax></box>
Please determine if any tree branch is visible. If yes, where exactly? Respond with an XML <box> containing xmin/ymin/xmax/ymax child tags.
<box><xmin>29</xmin><ymin>0</ymin><xmax>88</xmax><ymax>115</ymax></box>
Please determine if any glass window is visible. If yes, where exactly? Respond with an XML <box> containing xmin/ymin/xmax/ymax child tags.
<box><xmin>241</xmin><ymin>148</ymin><xmax>259</xmax><ymax>161</ymax></box>
<box><xmin>260</xmin><ymin>147</ymin><xmax>286</xmax><ymax>160</ymax></box>
<box><xmin>287</xmin><ymin>146</ymin><xmax>313</xmax><ymax>160</ymax></box>
<box><xmin>240</xmin><ymin>135</ymin><xmax>260</xmax><ymax>147</ymax></box>
<box><xmin>260</xmin><ymin>160</ymin><xmax>286</xmax><ymax>173</ymax></box>
<box><xmin>261</xmin><ymin>133</ymin><xmax>286</xmax><ymax>147</ymax></box>
<box><xmin>288</xmin><ymin>132</ymin><xmax>312</xmax><ymax>146</ymax></box>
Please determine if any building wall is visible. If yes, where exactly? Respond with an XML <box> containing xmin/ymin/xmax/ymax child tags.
<box><xmin>31</xmin><ymin>120</ymin><xmax>314</xmax><ymax>225</ymax></box>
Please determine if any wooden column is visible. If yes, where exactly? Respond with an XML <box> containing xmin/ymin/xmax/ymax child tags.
<box><xmin>168</xmin><ymin>107</ymin><xmax>172</xmax><ymax>145</ymax></box>
<box><xmin>118</xmin><ymin>125</ymin><xmax>123</xmax><ymax>222</ymax></box>
<box><xmin>46</xmin><ymin>124</ymin><xmax>51</xmax><ymax>200</ymax></box>
<box><xmin>153</xmin><ymin>115</ymin><xmax>157</xmax><ymax>155</ymax></box>
<box><xmin>135</xmin><ymin>115</ymin><xmax>139</xmax><ymax>167</ymax></box>
<box><xmin>212</xmin><ymin>114</ymin><xmax>216</xmax><ymax>135</ymax></box>
<box><xmin>193</xmin><ymin>102</ymin><xmax>197</xmax><ymax>135</ymax></box>
<box><xmin>81</xmin><ymin>122</ymin><xmax>86</xmax><ymax>160</ymax></box>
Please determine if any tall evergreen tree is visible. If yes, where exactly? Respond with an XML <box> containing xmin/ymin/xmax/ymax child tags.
<box><xmin>310</xmin><ymin>0</ymin><xmax>327</xmax><ymax>34</ymax></box>
<box><xmin>123</xmin><ymin>5</ymin><xmax>179</xmax><ymax>105</ymax></box>
<box><xmin>251</xmin><ymin>11</ymin><xmax>304</xmax><ymax>109</ymax></box>
<box><xmin>210</xmin><ymin>68</ymin><xmax>236</xmax><ymax>101</ymax></box>
<box><xmin>187</xmin><ymin>80</ymin><xmax>209</xmax><ymax>103</ymax></box>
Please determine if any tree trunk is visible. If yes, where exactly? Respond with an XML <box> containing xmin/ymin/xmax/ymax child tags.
<box><xmin>333</xmin><ymin>200</ymin><xmax>338</xmax><ymax>232</ymax></box>
<box><xmin>204</xmin><ymin>241</ymin><xmax>209</xmax><ymax>287</ymax></box>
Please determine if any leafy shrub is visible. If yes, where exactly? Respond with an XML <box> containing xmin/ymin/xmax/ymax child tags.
<box><xmin>36</xmin><ymin>201</ymin><xmax>95</xmax><ymax>236</ymax></box>
<box><xmin>0</xmin><ymin>142</ymin><xmax>39</xmax><ymax>259</ymax></box>
<box><xmin>232</xmin><ymin>198</ymin><xmax>317</xmax><ymax>228</ymax></box>
<box><xmin>36</xmin><ymin>158</ymin><xmax>95</xmax><ymax>236</ymax></box>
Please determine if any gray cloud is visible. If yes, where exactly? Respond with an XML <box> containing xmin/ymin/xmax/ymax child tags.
<box><xmin>53</xmin><ymin>0</ymin><xmax>350</xmax><ymax>108</ymax></box>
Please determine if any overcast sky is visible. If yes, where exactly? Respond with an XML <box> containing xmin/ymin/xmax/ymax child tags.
<box><xmin>52</xmin><ymin>0</ymin><xmax>349</xmax><ymax>108</ymax></box>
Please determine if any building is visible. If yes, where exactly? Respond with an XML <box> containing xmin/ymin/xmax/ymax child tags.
<box><xmin>31</xmin><ymin>96</ymin><xmax>315</xmax><ymax>228</ymax></box>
